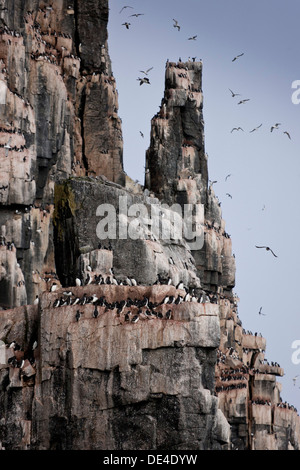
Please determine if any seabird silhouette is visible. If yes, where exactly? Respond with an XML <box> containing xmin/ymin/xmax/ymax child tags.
<box><xmin>188</xmin><ymin>35</ymin><xmax>197</xmax><ymax>40</ymax></box>
<box><xmin>270</xmin><ymin>123</ymin><xmax>281</xmax><ymax>132</ymax></box>
<box><xmin>137</xmin><ymin>77</ymin><xmax>150</xmax><ymax>86</ymax></box>
<box><xmin>231</xmin><ymin>127</ymin><xmax>244</xmax><ymax>133</ymax></box>
<box><xmin>165</xmin><ymin>310</ymin><xmax>172</xmax><ymax>319</ymax></box>
<box><xmin>173</xmin><ymin>19</ymin><xmax>180</xmax><ymax>31</ymax></box>
<box><xmin>225</xmin><ymin>174</ymin><xmax>232</xmax><ymax>181</ymax></box>
<box><xmin>75</xmin><ymin>310</ymin><xmax>81</xmax><ymax>322</ymax></box>
<box><xmin>226</xmin><ymin>193</ymin><xmax>232</xmax><ymax>199</ymax></box>
<box><xmin>255</xmin><ymin>245</ymin><xmax>278</xmax><ymax>258</ymax></box>
<box><xmin>232</xmin><ymin>53</ymin><xmax>244</xmax><ymax>62</ymax></box>
<box><xmin>250</xmin><ymin>124</ymin><xmax>262</xmax><ymax>133</ymax></box>
<box><xmin>122</xmin><ymin>22</ymin><xmax>131</xmax><ymax>29</ymax></box>
<box><xmin>258</xmin><ymin>307</ymin><xmax>266</xmax><ymax>316</ymax></box>
<box><xmin>139</xmin><ymin>67</ymin><xmax>153</xmax><ymax>75</ymax></box>
<box><xmin>283</xmin><ymin>131</ymin><xmax>291</xmax><ymax>140</ymax></box>
<box><xmin>4</xmin><ymin>137</ymin><xmax>12</xmax><ymax>157</ymax></box>
<box><xmin>130</xmin><ymin>13</ymin><xmax>144</xmax><ymax>18</ymax></box>
<box><xmin>139</xmin><ymin>131</ymin><xmax>144</xmax><ymax>138</ymax></box>
<box><xmin>237</xmin><ymin>99</ymin><xmax>250</xmax><ymax>105</ymax></box>
<box><xmin>229</xmin><ymin>89</ymin><xmax>241</xmax><ymax>97</ymax></box>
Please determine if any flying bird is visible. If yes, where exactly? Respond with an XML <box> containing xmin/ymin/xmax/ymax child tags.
<box><xmin>231</xmin><ymin>127</ymin><xmax>244</xmax><ymax>132</ymax></box>
<box><xmin>293</xmin><ymin>376</ymin><xmax>299</xmax><ymax>386</ymax></box>
<box><xmin>4</xmin><ymin>137</ymin><xmax>12</xmax><ymax>157</ymax></box>
<box><xmin>232</xmin><ymin>53</ymin><xmax>244</xmax><ymax>62</ymax></box>
<box><xmin>258</xmin><ymin>307</ymin><xmax>266</xmax><ymax>316</ymax></box>
<box><xmin>139</xmin><ymin>131</ymin><xmax>144</xmax><ymax>138</ymax></box>
<box><xmin>137</xmin><ymin>77</ymin><xmax>150</xmax><ymax>86</ymax></box>
<box><xmin>188</xmin><ymin>35</ymin><xmax>197</xmax><ymax>41</ymax></box>
<box><xmin>130</xmin><ymin>13</ymin><xmax>144</xmax><ymax>18</ymax></box>
<box><xmin>255</xmin><ymin>245</ymin><xmax>278</xmax><ymax>258</ymax></box>
<box><xmin>226</xmin><ymin>193</ymin><xmax>232</xmax><ymax>199</ymax></box>
<box><xmin>270</xmin><ymin>123</ymin><xmax>281</xmax><ymax>132</ymax></box>
<box><xmin>238</xmin><ymin>99</ymin><xmax>250</xmax><ymax>105</ymax></box>
<box><xmin>229</xmin><ymin>89</ymin><xmax>241</xmax><ymax>97</ymax></box>
<box><xmin>119</xmin><ymin>5</ymin><xmax>133</xmax><ymax>14</ymax></box>
<box><xmin>225</xmin><ymin>174</ymin><xmax>232</xmax><ymax>181</ymax></box>
<box><xmin>250</xmin><ymin>124</ymin><xmax>262</xmax><ymax>133</ymax></box>
<box><xmin>283</xmin><ymin>131</ymin><xmax>291</xmax><ymax>140</ymax></box>
<box><xmin>122</xmin><ymin>22</ymin><xmax>131</xmax><ymax>29</ymax></box>
<box><xmin>139</xmin><ymin>67</ymin><xmax>153</xmax><ymax>75</ymax></box>
<box><xmin>173</xmin><ymin>19</ymin><xmax>180</xmax><ymax>31</ymax></box>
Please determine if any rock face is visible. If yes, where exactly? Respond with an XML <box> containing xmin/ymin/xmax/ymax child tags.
<box><xmin>0</xmin><ymin>0</ymin><xmax>299</xmax><ymax>451</ymax></box>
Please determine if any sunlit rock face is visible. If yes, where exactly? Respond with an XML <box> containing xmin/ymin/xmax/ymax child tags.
<box><xmin>0</xmin><ymin>0</ymin><xmax>299</xmax><ymax>452</ymax></box>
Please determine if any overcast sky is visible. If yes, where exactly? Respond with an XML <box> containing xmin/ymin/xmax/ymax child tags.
<box><xmin>107</xmin><ymin>0</ymin><xmax>300</xmax><ymax>412</ymax></box>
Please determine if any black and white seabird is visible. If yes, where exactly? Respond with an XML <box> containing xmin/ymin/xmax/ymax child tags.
<box><xmin>270</xmin><ymin>123</ymin><xmax>281</xmax><ymax>132</ymax></box>
<box><xmin>34</xmin><ymin>295</ymin><xmax>39</xmax><ymax>305</ymax></box>
<box><xmin>124</xmin><ymin>311</ymin><xmax>131</xmax><ymax>322</ymax></box>
<box><xmin>122</xmin><ymin>22</ymin><xmax>131</xmax><ymax>29</ymax></box>
<box><xmin>176</xmin><ymin>281</ymin><xmax>184</xmax><ymax>290</ymax></box>
<box><xmin>173</xmin><ymin>19</ymin><xmax>180</xmax><ymax>31</ymax></box>
<box><xmin>93</xmin><ymin>306</ymin><xmax>99</xmax><ymax>318</ymax></box>
<box><xmin>131</xmin><ymin>314</ymin><xmax>139</xmax><ymax>323</ymax></box>
<box><xmin>165</xmin><ymin>310</ymin><xmax>172</xmax><ymax>319</ymax></box>
<box><xmin>232</xmin><ymin>52</ymin><xmax>244</xmax><ymax>62</ymax></box>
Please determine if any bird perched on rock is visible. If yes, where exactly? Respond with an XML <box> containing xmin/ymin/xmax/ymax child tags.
<box><xmin>237</xmin><ymin>99</ymin><xmax>250</xmax><ymax>105</ymax></box>
<box><xmin>165</xmin><ymin>310</ymin><xmax>172</xmax><ymax>319</ymax></box>
<box><xmin>250</xmin><ymin>124</ymin><xmax>262</xmax><ymax>133</ymax></box>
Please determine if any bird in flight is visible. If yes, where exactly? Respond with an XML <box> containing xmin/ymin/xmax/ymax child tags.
<box><xmin>238</xmin><ymin>99</ymin><xmax>250</xmax><ymax>105</ymax></box>
<box><xmin>122</xmin><ymin>22</ymin><xmax>131</xmax><ymax>29</ymax></box>
<box><xmin>226</xmin><ymin>193</ymin><xmax>232</xmax><ymax>199</ymax></box>
<box><xmin>229</xmin><ymin>89</ymin><xmax>241</xmax><ymax>98</ymax></box>
<box><xmin>231</xmin><ymin>127</ymin><xmax>244</xmax><ymax>133</ymax></box>
<box><xmin>255</xmin><ymin>245</ymin><xmax>278</xmax><ymax>258</ymax></box>
<box><xmin>139</xmin><ymin>67</ymin><xmax>153</xmax><ymax>75</ymax></box>
<box><xmin>283</xmin><ymin>131</ymin><xmax>291</xmax><ymax>140</ymax></box>
<box><xmin>119</xmin><ymin>5</ymin><xmax>133</xmax><ymax>14</ymax></box>
<box><xmin>270</xmin><ymin>123</ymin><xmax>281</xmax><ymax>132</ymax></box>
<box><xmin>258</xmin><ymin>307</ymin><xmax>266</xmax><ymax>316</ymax></box>
<box><xmin>232</xmin><ymin>53</ymin><xmax>244</xmax><ymax>62</ymax></box>
<box><xmin>173</xmin><ymin>19</ymin><xmax>181</xmax><ymax>31</ymax></box>
<box><xmin>250</xmin><ymin>124</ymin><xmax>262</xmax><ymax>133</ymax></box>
<box><xmin>225</xmin><ymin>174</ymin><xmax>232</xmax><ymax>181</ymax></box>
<box><xmin>137</xmin><ymin>77</ymin><xmax>150</xmax><ymax>86</ymax></box>
<box><xmin>139</xmin><ymin>131</ymin><xmax>144</xmax><ymax>138</ymax></box>
<box><xmin>130</xmin><ymin>13</ymin><xmax>144</xmax><ymax>18</ymax></box>
<box><xmin>188</xmin><ymin>35</ymin><xmax>197</xmax><ymax>41</ymax></box>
